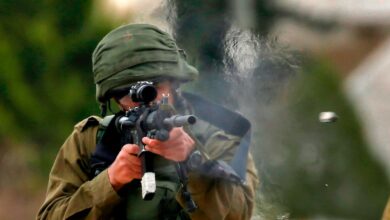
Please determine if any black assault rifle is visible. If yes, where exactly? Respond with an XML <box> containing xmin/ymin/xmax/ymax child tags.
<box><xmin>114</xmin><ymin>81</ymin><xmax>198</xmax><ymax>212</ymax></box>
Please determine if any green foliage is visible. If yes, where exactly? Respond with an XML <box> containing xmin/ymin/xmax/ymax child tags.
<box><xmin>0</xmin><ymin>0</ymin><xmax>112</xmax><ymax>176</ymax></box>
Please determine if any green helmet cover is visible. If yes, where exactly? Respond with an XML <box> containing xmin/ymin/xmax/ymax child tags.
<box><xmin>92</xmin><ymin>23</ymin><xmax>199</xmax><ymax>103</ymax></box>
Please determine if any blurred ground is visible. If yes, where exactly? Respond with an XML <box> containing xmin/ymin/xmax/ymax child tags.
<box><xmin>0</xmin><ymin>140</ymin><xmax>45</xmax><ymax>219</ymax></box>
<box><xmin>0</xmin><ymin>189</ymin><xmax>45</xmax><ymax>220</ymax></box>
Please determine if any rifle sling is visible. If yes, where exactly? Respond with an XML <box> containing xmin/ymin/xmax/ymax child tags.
<box><xmin>182</xmin><ymin>92</ymin><xmax>250</xmax><ymax>138</ymax></box>
<box><xmin>182</xmin><ymin>92</ymin><xmax>251</xmax><ymax>181</ymax></box>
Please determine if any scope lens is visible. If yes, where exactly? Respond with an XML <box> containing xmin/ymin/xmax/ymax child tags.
<box><xmin>130</xmin><ymin>83</ymin><xmax>158</xmax><ymax>103</ymax></box>
<box><xmin>138</xmin><ymin>85</ymin><xmax>157</xmax><ymax>102</ymax></box>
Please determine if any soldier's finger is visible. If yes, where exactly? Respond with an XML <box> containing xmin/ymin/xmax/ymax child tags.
<box><xmin>130</xmin><ymin>163</ymin><xmax>142</xmax><ymax>173</ymax></box>
<box><xmin>122</xmin><ymin>144</ymin><xmax>140</xmax><ymax>155</ymax></box>
<box><xmin>133</xmin><ymin>171</ymin><xmax>142</xmax><ymax>179</ymax></box>
<box><xmin>129</xmin><ymin>157</ymin><xmax>141</xmax><ymax>167</ymax></box>
<box><xmin>168</xmin><ymin>127</ymin><xmax>182</xmax><ymax>139</ymax></box>
<box><xmin>142</xmin><ymin>137</ymin><xmax>162</xmax><ymax>147</ymax></box>
<box><xmin>145</xmin><ymin>145</ymin><xmax>164</xmax><ymax>156</ymax></box>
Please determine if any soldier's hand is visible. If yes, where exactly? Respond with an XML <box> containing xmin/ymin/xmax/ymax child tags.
<box><xmin>108</xmin><ymin>144</ymin><xmax>141</xmax><ymax>191</ymax></box>
<box><xmin>143</xmin><ymin>127</ymin><xmax>195</xmax><ymax>162</ymax></box>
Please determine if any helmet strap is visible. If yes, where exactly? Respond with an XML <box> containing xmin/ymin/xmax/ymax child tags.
<box><xmin>100</xmin><ymin>103</ymin><xmax>107</xmax><ymax>117</ymax></box>
<box><xmin>107</xmin><ymin>100</ymin><xmax>115</xmax><ymax>114</ymax></box>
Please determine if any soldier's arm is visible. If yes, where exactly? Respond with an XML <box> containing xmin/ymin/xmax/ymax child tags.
<box><xmin>177</xmin><ymin>130</ymin><xmax>259</xmax><ymax>220</ymax></box>
<box><xmin>36</xmin><ymin>117</ymin><xmax>121</xmax><ymax>220</ymax></box>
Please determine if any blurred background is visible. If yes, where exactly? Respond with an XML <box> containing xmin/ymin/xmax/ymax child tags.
<box><xmin>1</xmin><ymin>0</ymin><xmax>390</xmax><ymax>219</ymax></box>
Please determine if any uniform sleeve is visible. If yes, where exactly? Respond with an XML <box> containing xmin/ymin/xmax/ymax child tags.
<box><xmin>177</xmin><ymin>130</ymin><xmax>259</xmax><ymax>220</ymax></box>
<box><xmin>36</xmin><ymin>118</ymin><xmax>122</xmax><ymax>220</ymax></box>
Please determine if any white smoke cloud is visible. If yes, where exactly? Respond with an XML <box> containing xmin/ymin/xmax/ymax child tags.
<box><xmin>98</xmin><ymin>0</ymin><xmax>177</xmax><ymax>37</ymax></box>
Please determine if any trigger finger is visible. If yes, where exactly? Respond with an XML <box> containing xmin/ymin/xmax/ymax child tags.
<box><xmin>142</xmin><ymin>137</ymin><xmax>160</xmax><ymax>147</ymax></box>
<box><xmin>145</xmin><ymin>145</ymin><xmax>163</xmax><ymax>156</ymax></box>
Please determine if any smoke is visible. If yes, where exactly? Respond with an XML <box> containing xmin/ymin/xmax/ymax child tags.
<box><xmin>130</xmin><ymin>0</ymin><xmax>178</xmax><ymax>37</ymax></box>
<box><xmin>223</xmin><ymin>24</ymin><xmax>261</xmax><ymax>79</ymax></box>
<box><xmin>223</xmin><ymin>1</ymin><xmax>299</xmax><ymax>219</ymax></box>
<box><xmin>101</xmin><ymin>0</ymin><xmax>177</xmax><ymax>37</ymax></box>
<box><xmin>222</xmin><ymin>18</ymin><xmax>298</xmax><ymax>119</ymax></box>
<box><xmin>224</xmin><ymin>0</ymin><xmax>260</xmax><ymax>84</ymax></box>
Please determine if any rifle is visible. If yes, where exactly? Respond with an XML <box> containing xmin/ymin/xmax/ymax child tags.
<box><xmin>115</xmin><ymin>81</ymin><xmax>198</xmax><ymax>211</ymax></box>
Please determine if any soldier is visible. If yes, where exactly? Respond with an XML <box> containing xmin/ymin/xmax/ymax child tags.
<box><xmin>37</xmin><ymin>23</ymin><xmax>259</xmax><ymax>220</ymax></box>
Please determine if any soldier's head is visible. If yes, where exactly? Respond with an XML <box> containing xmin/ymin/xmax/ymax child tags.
<box><xmin>92</xmin><ymin>24</ymin><xmax>198</xmax><ymax>114</ymax></box>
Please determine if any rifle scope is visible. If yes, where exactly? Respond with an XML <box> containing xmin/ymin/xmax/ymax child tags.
<box><xmin>129</xmin><ymin>81</ymin><xmax>157</xmax><ymax>103</ymax></box>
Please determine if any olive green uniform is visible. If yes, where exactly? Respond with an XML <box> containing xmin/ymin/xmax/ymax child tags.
<box><xmin>37</xmin><ymin>115</ymin><xmax>259</xmax><ymax>219</ymax></box>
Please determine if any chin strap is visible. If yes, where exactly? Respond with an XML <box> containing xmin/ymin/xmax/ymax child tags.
<box><xmin>100</xmin><ymin>103</ymin><xmax>107</xmax><ymax>117</ymax></box>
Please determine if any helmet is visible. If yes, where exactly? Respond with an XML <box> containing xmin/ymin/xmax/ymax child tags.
<box><xmin>92</xmin><ymin>23</ymin><xmax>199</xmax><ymax>104</ymax></box>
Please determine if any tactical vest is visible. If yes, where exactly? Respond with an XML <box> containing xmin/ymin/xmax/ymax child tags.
<box><xmin>90</xmin><ymin>92</ymin><xmax>251</xmax><ymax>219</ymax></box>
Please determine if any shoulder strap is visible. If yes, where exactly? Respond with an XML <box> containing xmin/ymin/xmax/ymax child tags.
<box><xmin>181</xmin><ymin>92</ymin><xmax>252</xmax><ymax>182</ymax></box>
<box><xmin>96</xmin><ymin>115</ymin><xmax>115</xmax><ymax>144</ymax></box>
<box><xmin>91</xmin><ymin>114</ymin><xmax>121</xmax><ymax>177</ymax></box>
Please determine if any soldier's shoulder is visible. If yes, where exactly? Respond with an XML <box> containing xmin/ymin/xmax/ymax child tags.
<box><xmin>74</xmin><ymin>115</ymin><xmax>103</xmax><ymax>132</ymax></box>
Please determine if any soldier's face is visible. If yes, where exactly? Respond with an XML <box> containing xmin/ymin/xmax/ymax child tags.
<box><xmin>116</xmin><ymin>81</ymin><xmax>174</xmax><ymax>111</ymax></box>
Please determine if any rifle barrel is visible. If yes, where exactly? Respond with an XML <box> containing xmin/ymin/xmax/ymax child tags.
<box><xmin>163</xmin><ymin>115</ymin><xmax>196</xmax><ymax>127</ymax></box>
